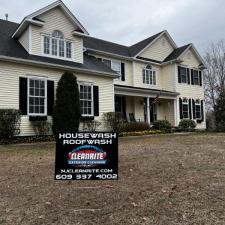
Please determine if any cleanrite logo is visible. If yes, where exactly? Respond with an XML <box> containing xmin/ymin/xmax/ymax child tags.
<box><xmin>67</xmin><ymin>145</ymin><xmax>107</xmax><ymax>166</ymax></box>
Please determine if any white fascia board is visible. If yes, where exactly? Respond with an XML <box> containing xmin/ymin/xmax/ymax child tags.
<box><xmin>26</xmin><ymin>0</ymin><xmax>88</xmax><ymax>35</ymax></box>
<box><xmin>12</xmin><ymin>19</ymin><xmax>44</xmax><ymax>38</ymax></box>
<box><xmin>134</xmin><ymin>30</ymin><xmax>177</xmax><ymax>58</ymax></box>
<box><xmin>114</xmin><ymin>86</ymin><xmax>179</xmax><ymax>99</ymax></box>
<box><xmin>0</xmin><ymin>55</ymin><xmax>118</xmax><ymax>78</ymax></box>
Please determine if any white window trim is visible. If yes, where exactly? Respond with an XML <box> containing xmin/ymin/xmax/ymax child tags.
<box><xmin>78</xmin><ymin>82</ymin><xmax>94</xmax><ymax>117</ymax></box>
<box><xmin>27</xmin><ymin>76</ymin><xmax>47</xmax><ymax>116</ymax></box>
<box><xmin>195</xmin><ymin>101</ymin><xmax>202</xmax><ymax>120</ymax></box>
<box><xmin>142</xmin><ymin>67</ymin><xmax>156</xmax><ymax>86</ymax></box>
<box><xmin>180</xmin><ymin>66</ymin><xmax>188</xmax><ymax>84</ymax></box>
<box><xmin>41</xmin><ymin>35</ymin><xmax>74</xmax><ymax>61</ymax></box>
<box><xmin>182</xmin><ymin>100</ymin><xmax>189</xmax><ymax>119</ymax></box>
<box><xmin>100</xmin><ymin>58</ymin><xmax>122</xmax><ymax>80</ymax></box>
<box><xmin>193</xmin><ymin>69</ymin><xmax>200</xmax><ymax>85</ymax></box>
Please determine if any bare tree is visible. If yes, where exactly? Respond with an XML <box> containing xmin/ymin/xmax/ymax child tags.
<box><xmin>204</xmin><ymin>40</ymin><xmax>225</xmax><ymax>111</ymax></box>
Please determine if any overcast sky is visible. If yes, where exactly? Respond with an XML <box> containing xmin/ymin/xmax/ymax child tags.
<box><xmin>0</xmin><ymin>0</ymin><xmax>224</xmax><ymax>55</ymax></box>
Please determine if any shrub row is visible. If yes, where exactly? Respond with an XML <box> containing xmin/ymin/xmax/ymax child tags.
<box><xmin>0</xmin><ymin>109</ymin><xmax>21</xmax><ymax>139</ymax></box>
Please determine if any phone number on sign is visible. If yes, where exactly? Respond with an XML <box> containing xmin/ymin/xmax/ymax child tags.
<box><xmin>55</xmin><ymin>174</ymin><xmax>118</xmax><ymax>180</ymax></box>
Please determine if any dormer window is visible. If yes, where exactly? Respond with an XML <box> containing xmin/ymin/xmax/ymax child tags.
<box><xmin>42</xmin><ymin>30</ymin><xmax>73</xmax><ymax>60</ymax></box>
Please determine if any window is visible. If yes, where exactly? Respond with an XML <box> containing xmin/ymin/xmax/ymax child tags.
<box><xmin>43</xmin><ymin>36</ymin><xmax>50</xmax><ymax>54</ymax></box>
<box><xmin>195</xmin><ymin>100</ymin><xmax>201</xmax><ymax>119</ymax></box>
<box><xmin>66</xmin><ymin>42</ymin><xmax>72</xmax><ymax>58</ymax></box>
<box><xmin>59</xmin><ymin>39</ymin><xmax>65</xmax><ymax>57</ymax></box>
<box><xmin>180</xmin><ymin>67</ymin><xmax>187</xmax><ymax>83</ymax></box>
<box><xmin>142</xmin><ymin>65</ymin><xmax>156</xmax><ymax>85</ymax></box>
<box><xmin>182</xmin><ymin>98</ymin><xmax>189</xmax><ymax>119</ymax></box>
<box><xmin>52</xmin><ymin>38</ymin><xmax>57</xmax><ymax>56</ymax></box>
<box><xmin>28</xmin><ymin>77</ymin><xmax>46</xmax><ymax>116</ymax></box>
<box><xmin>79</xmin><ymin>84</ymin><xmax>93</xmax><ymax>116</ymax></box>
<box><xmin>193</xmin><ymin>70</ymin><xmax>199</xmax><ymax>85</ymax></box>
<box><xmin>111</xmin><ymin>60</ymin><xmax>121</xmax><ymax>76</ymax></box>
<box><xmin>42</xmin><ymin>30</ymin><xmax>72</xmax><ymax>59</ymax></box>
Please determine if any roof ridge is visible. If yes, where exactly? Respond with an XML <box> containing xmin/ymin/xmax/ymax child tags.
<box><xmin>85</xmin><ymin>36</ymin><xmax>129</xmax><ymax>48</ymax></box>
<box><xmin>129</xmin><ymin>30</ymin><xmax>164</xmax><ymax>47</ymax></box>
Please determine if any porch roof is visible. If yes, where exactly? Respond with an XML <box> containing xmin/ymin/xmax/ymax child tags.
<box><xmin>114</xmin><ymin>84</ymin><xmax>179</xmax><ymax>99</ymax></box>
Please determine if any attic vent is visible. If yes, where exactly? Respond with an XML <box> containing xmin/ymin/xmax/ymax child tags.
<box><xmin>162</xmin><ymin>38</ymin><xmax>166</xmax><ymax>46</ymax></box>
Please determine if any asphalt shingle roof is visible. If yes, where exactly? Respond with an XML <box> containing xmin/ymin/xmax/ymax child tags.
<box><xmin>0</xmin><ymin>19</ymin><xmax>191</xmax><ymax>68</ymax></box>
<box><xmin>0</xmin><ymin>19</ymin><xmax>116</xmax><ymax>75</ymax></box>
<box><xmin>163</xmin><ymin>44</ymin><xmax>191</xmax><ymax>62</ymax></box>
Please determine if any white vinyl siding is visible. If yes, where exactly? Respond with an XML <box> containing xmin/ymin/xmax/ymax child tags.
<box><xmin>139</xmin><ymin>35</ymin><xmax>174</xmax><ymax>61</ymax></box>
<box><xmin>0</xmin><ymin>61</ymin><xmax>114</xmax><ymax>135</ymax></box>
<box><xmin>19</xmin><ymin>27</ymin><xmax>30</xmax><ymax>53</ymax></box>
<box><xmin>31</xmin><ymin>7</ymin><xmax>83</xmax><ymax>63</ymax></box>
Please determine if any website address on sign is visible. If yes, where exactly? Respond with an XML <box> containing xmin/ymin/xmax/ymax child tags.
<box><xmin>60</xmin><ymin>169</ymin><xmax>113</xmax><ymax>173</ymax></box>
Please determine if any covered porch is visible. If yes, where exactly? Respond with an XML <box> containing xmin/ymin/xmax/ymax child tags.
<box><xmin>114</xmin><ymin>85</ymin><xmax>179</xmax><ymax>126</ymax></box>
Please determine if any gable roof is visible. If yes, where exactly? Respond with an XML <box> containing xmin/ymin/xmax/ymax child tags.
<box><xmin>163</xmin><ymin>44</ymin><xmax>191</xmax><ymax>62</ymax></box>
<box><xmin>12</xmin><ymin>0</ymin><xmax>89</xmax><ymax>38</ymax></box>
<box><xmin>163</xmin><ymin>43</ymin><xmax>205</xmax><ymax>66</ymax></box>
<box><xmin>129</xmin><ymin>31</ymin><xmax>164</xmax><ymax>56</ymax></box>
<box><xmin>0</xmin><ymin>19</ymin><xmax>117</xmax><ymax>77</ymax></box>
<box><xmin>84</xmin><ymin>30</ymin><xmax>179</xmax><ymax>59</ymax></box>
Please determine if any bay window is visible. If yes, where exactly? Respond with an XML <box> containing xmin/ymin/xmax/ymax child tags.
<box><xmin>79</xmin><ymin>84</ymin><xmax>93</xmax><ymax>116</ymax></box>
<box><xmin>28</xmin><ymin>77</ymin><xmax>47</xmax><ymax>116</ymax></box>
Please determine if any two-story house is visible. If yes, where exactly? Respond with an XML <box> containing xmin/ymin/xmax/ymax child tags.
<box><xmin>0</xmin><ymin>0</ymin><xmax>206</xmax><ymax>136</ymax></box>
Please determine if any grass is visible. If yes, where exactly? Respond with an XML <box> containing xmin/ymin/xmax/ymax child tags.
<box><xmin>0</xmin><ymin>133</ymin><xmax>225</xmax><ymax>225</ymax></box>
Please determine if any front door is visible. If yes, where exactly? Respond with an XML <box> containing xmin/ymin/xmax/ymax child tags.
<box><xmin>115</xmin><ymin>95</ymin><xmax>126</xmax><ymax>119</ymax></box>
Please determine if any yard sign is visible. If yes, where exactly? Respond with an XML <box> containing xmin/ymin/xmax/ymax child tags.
<box><xmin>55</xmin><ymin>132</ymin><xmax>118</xmax><ymax>180</ymax></box>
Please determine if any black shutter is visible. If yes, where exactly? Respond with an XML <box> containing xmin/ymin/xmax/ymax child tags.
<box><xmin>201</xmin><ymin>100</ymin><xmax>204</xmax><ymax>122</ymax></box>
<box><xmin>47</xmin><ymin>80</ymin><xmax>54</xmax><ymax>116</ymax></box>
<box><xmin>179</xmin><ymin>98</ymin><xmax>183</xmax><ymax>119</ymax></box>
<box><xmin>199</xmin><ymin>71</ymin><xmax>202</xmax><ymax>86</ymax></box>
<box><xmin>19</xmin><ymin>77</ymin><xmax>27</xmax><ymax>115</ymax></box>
<box><xmin>189</xmin><ymin>99</ymin><xmax>192</xmax><ymax>119</ymax></box>
<box><xmin>122</xmin><ymin>96</ymin><xmax>126</xmax><ymax>119</ymax></box>
<box><xmin>121</xmin><ymin>62</ymin><xmax>125</xmax><ymax>81</ymax></box>
<box><xmin>93</xmin><ymin>86</ymin><xmax>99</xmax><ymax>116</ymax></box>
<box><xmin>187</xmin><ymin>68</ymin><xmax>190</xmax><ymax>84</ymax></box>
<box><xmin>191</xmin><ymin>69</ymin><xmax>194</xmax><ymax>85</ymax></box>
<box><xmin>192</xmin><ymin>99</ymin><xmax>196</xmax><ymax>119</ymax></box>
<box><xmin>178</xmin><ymin>66</ymin><xmax>181</xmax><ymax>83</ymax></box>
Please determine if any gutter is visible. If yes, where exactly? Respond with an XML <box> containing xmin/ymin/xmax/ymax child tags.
<box><xmin>0</xmin><ymin>55</ymin><xmax>119</xmax><ymax>78</ymax></box>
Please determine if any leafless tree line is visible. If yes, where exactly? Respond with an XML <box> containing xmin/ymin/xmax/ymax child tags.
<box><xmin>204</xmin><ymin>40</ymin><xmax>225</xmax><ymax>111</ymax></box>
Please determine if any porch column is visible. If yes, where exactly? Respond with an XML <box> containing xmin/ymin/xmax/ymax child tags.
<box><xmin>147</xmin><ymin>97</ymin><xmax>150</xmax><ymax>124</ymax></box>
<box><xmin>174</xmin><ymin>99</ymin><xmax>178</xmax><ymax>126</ymax></box>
